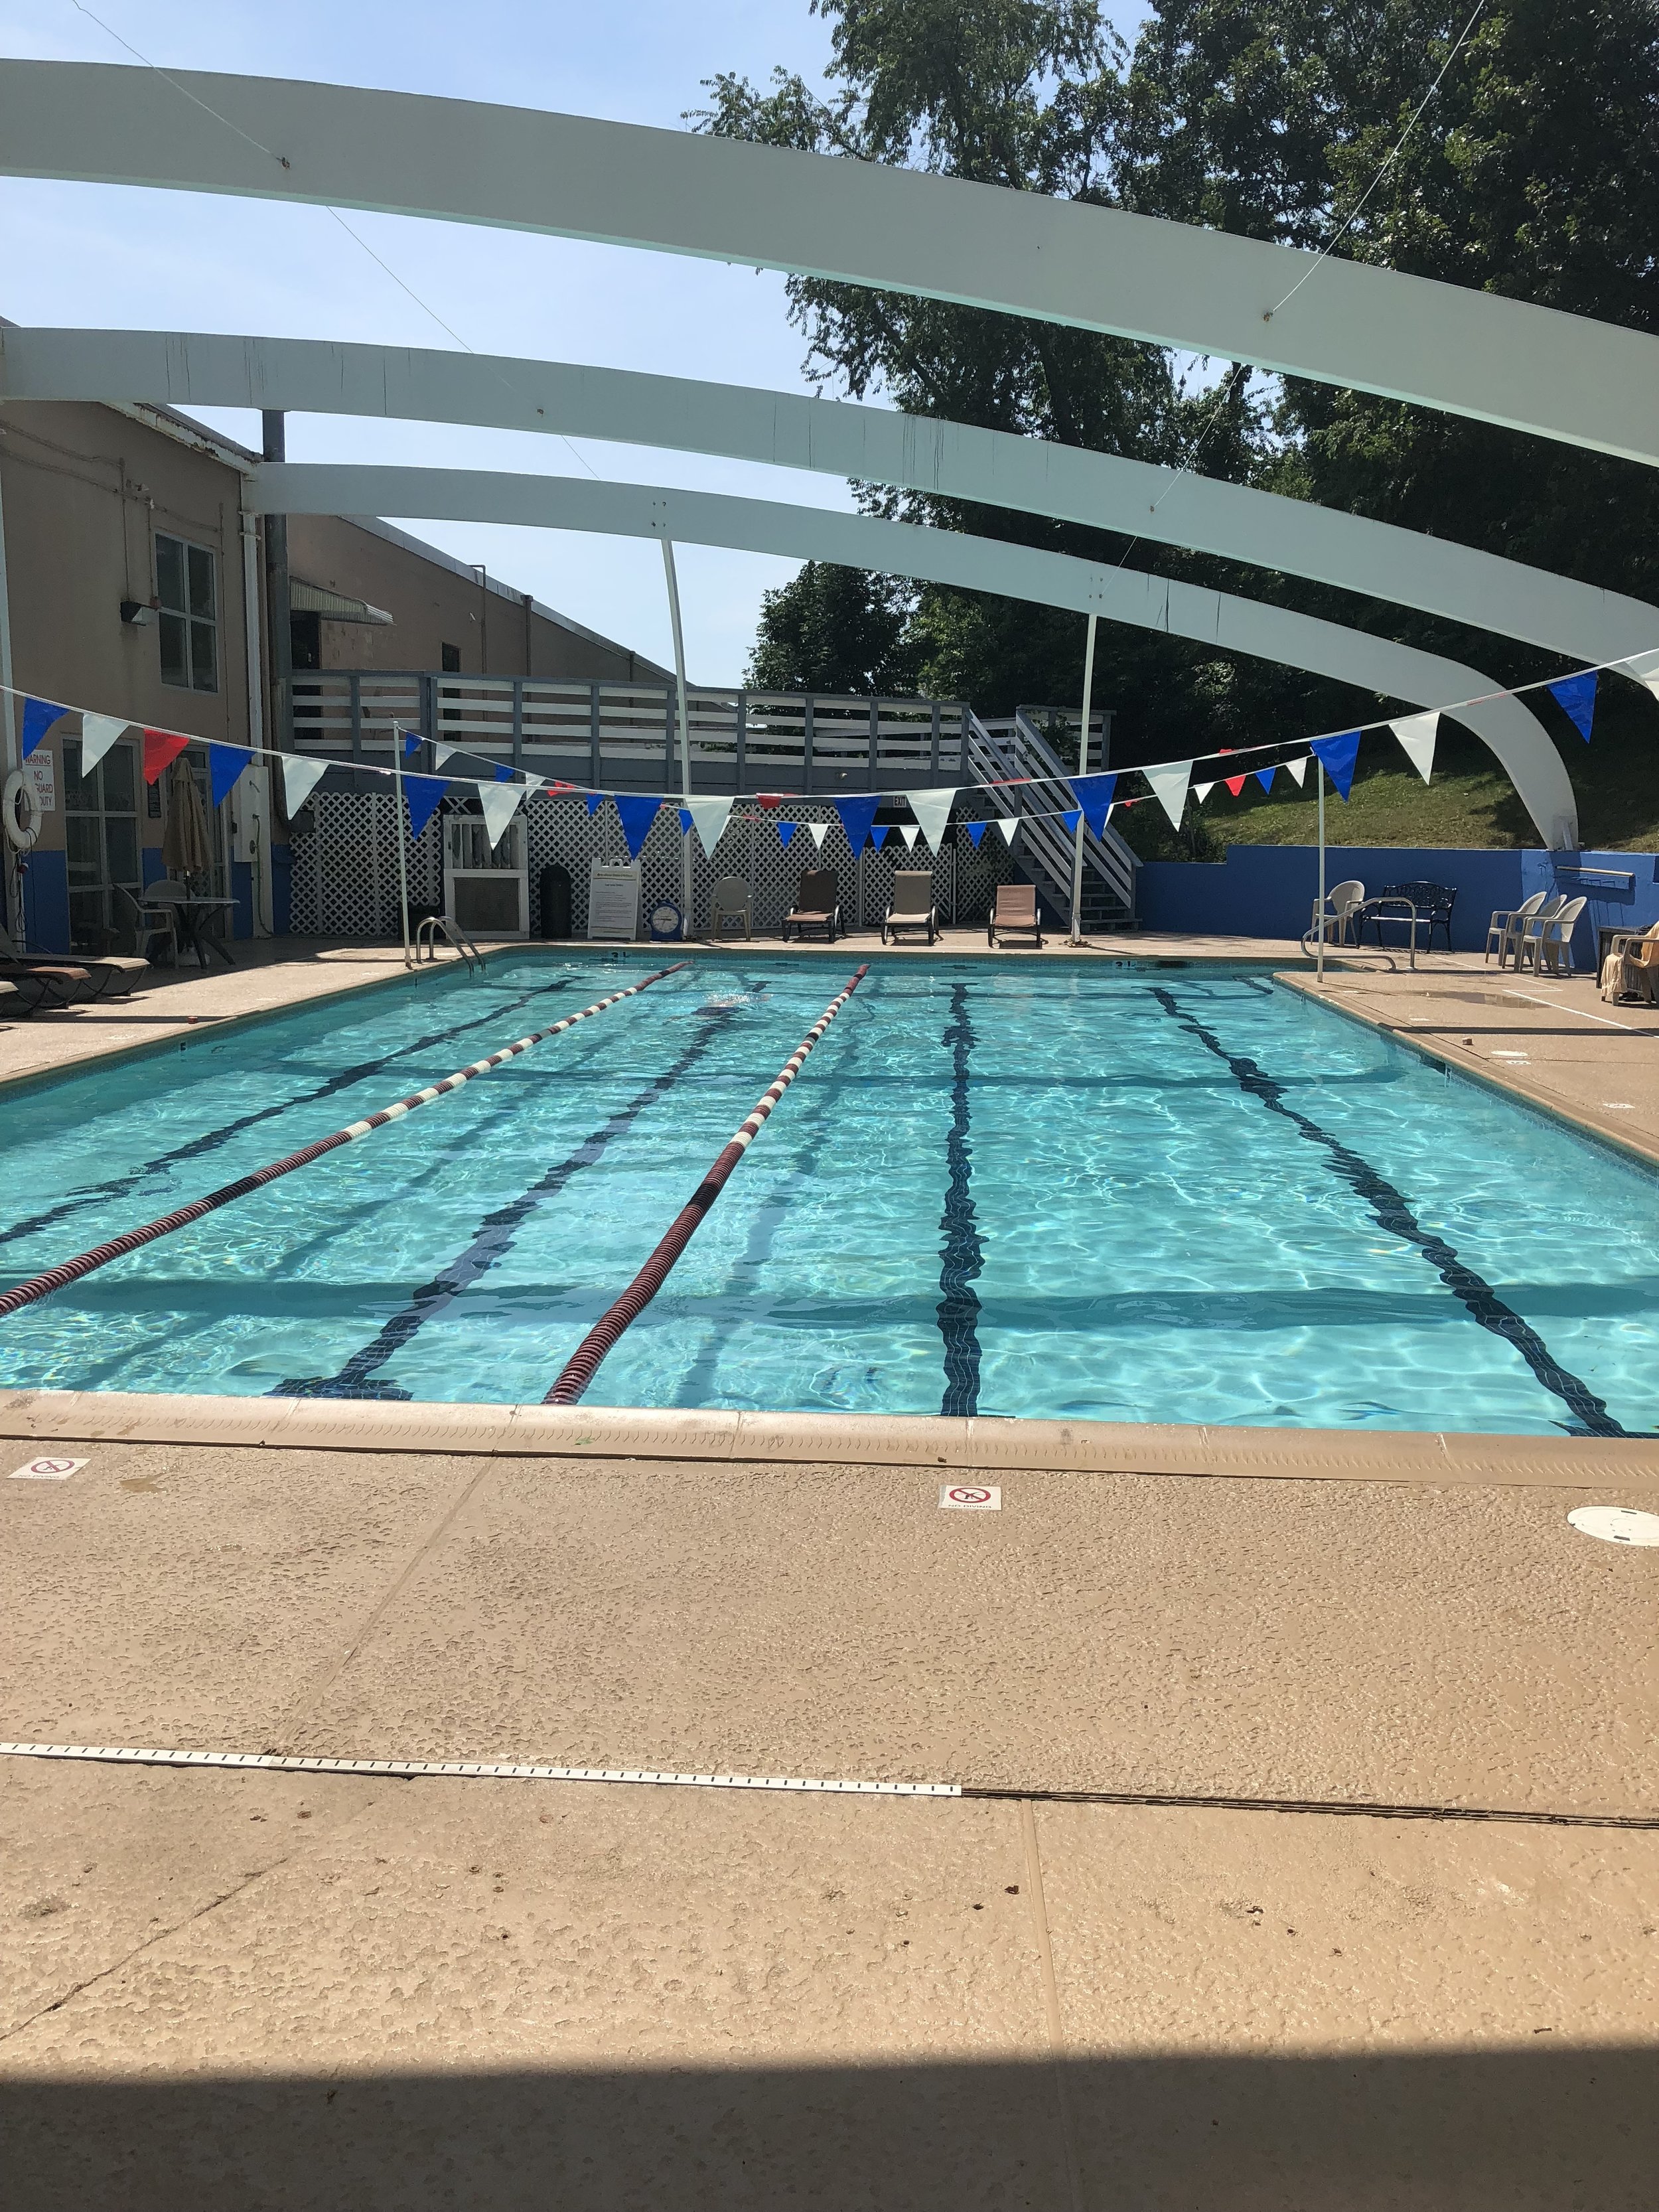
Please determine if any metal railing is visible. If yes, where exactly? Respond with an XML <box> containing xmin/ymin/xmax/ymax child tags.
<box><xmin>291</xmin><ymin>672</ymin><xmax>969</xmax><ymax>794</ymax></box>
<box><xmin>966</xmin><ymin>710</ymin><xmax>1137</xmax><ymax>927</ymax></box>
<box><xmin>414</xmin><ymin>913</ymin><xmax>486</xmax><ymax>974</ymax></box>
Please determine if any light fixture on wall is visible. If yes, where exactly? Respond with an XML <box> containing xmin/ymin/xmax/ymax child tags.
<box><xmin>119</xmin><ymin>597</ymin><xmax>157</xmax><ymax>627</ymax></box>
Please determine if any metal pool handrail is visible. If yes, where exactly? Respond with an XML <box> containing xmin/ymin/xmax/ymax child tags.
<box><xmin>0</xmin><ymin>964</ymin><xmax>688</xmax><ymax>1323</ymax></box>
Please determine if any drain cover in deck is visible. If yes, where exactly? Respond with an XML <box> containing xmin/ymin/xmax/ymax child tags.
<box><xmin>1567</xmin><ymin>1506</ymin><xmax>1659</xmax><ymax>1546</ymax></box>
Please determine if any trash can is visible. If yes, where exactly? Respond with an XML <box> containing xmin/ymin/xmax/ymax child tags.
<box><xmin>538</xmin><ymin>863</ymin><xmax>572</xmax><ymax>940</ymax></box>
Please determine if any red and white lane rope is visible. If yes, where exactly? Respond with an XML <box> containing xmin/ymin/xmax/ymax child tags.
<box><xmin>0</xmin><ymin>962</ymin><xmax>688</xmax><ymax>1323</ymax></box>
<box><xmin>546</xmin><ymin>963</ymin><xmax>870</xmax><ymax>1405</ymax></box>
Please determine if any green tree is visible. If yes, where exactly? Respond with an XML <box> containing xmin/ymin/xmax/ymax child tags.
<box><xmin>747</xmin><ymin>561</ymin><xmax>918</xmax><ymax>692</ymax></box>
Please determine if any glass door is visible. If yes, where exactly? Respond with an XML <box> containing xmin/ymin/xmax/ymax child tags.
<box><xmin>63</xmin><ymin>738</ymin><xmax>142</xmax><ymax>952</ymax></box>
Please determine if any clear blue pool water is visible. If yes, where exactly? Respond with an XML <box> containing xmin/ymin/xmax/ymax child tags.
<box><xmin>3</xmin><ymin>953</ymin><xmax>1656</xmax><ymax>1433</ymax></box>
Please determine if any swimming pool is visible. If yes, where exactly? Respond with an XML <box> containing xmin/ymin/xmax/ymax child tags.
<box><xmin>3</xmin><ymin>954</ymin><xmax>1656</xmax><ymax>1434</ymax></box>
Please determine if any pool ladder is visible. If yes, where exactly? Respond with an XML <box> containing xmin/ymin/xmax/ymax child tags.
<box><xmin>413</xmin><ymin>915</ymin><xmax>488</xmax><ymax>976</ymax></box>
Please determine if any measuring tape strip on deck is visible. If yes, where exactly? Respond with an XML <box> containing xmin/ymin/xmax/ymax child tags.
<box><xmin>0</xmin><ymin>1741</ymin><xmax>958</xmax><ymax>1798</ymax></box>
<box><xmin>546</xmin><ymin>963</ymin><xmax>870</xmax><ymax>1405</ymax></box>
<box><xmin>0</xmin><ymin>963</ymin><xmax>688</xmax><ymax>1323</ymax></box>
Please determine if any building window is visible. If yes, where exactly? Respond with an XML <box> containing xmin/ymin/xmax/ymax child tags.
<box><xmin>441</xmin><ymin>641</ymin><xmax>462</xmax><ymax>673</ymax></box>
<box><xmin>156</xmin><ymin>532</ymin><xmax>219</xmax><ymax>692</ymax></box>
<box><xmin>64</xmin><ymin>737</ymin><xmax>141</xmax><ymax>952</ymax></box>
<box><xmin>290</xmin><ymin>610</ymin><xmax>321</xmax><ymax>672</ymax></box>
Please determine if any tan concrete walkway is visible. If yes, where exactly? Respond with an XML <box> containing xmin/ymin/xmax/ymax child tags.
<box><xmin>4</xmin><ymin>1438</ymin><xmax>1657</xmax><ymax>2205</ymax></box>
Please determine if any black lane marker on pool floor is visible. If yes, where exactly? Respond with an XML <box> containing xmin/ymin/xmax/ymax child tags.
<box><xmin>273</xmin><ymin>1004</ymin><xmax>736</xmax><ymax>1400</ymax></box>
<box><xmin>1153</xmin><ymin>988</ymin><xmax>1628</xmax><ymax>1438</ymax></box>
<box><xmin>936</xmin><ymin>979</ymin><xmax>985</xmax><ymax>1418</ymax></box>
<box><xmin>0</xmin><ymin>975</ymin><xmax>575</xmax><ymax>1255</ymax></box>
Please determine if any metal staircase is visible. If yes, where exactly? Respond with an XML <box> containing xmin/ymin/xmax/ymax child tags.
<box><xmin>967</xmin><ymin>710</ymin><xmax>1137</xmax><ymax>932</ymax></box>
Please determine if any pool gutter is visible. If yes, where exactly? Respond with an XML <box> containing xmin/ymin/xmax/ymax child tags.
<box><xmin>4</xmin><ymin>1388</ymin><xmax>1656</xmax><ymax>1489</ymax></box>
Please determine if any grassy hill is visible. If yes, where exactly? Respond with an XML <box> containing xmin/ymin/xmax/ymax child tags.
<box><xmin>1115</xmin><ymin>686</ymin><xmax>1659</xmax><ymax>860</ymax></box>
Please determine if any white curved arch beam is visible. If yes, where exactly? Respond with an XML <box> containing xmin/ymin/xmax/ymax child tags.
<box><xmin>242</xmin><ymin>462</ymin><xmax>1579</xmax><ymax>848</ymax></box>
<box><xmin>1</xmin><ymin>61</ymin><xmax>1655</xmax><ymax>467</ymax></box>
<box><xmin>11</xmin><ymin>326</ymin><xmax>1658</xmax><ymax>672</ymax></box>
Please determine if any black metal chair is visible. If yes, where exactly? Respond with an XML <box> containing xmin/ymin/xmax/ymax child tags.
<box><xmin>1368</xmin><ymin>880</ymin><xmax>1456</xmax><ymax>953</ymax></box>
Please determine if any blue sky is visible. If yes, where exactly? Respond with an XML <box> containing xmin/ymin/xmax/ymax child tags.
<box><xmin>1</xmin><ymin>1</ymin><xmax>1149</xmax><ymax>678</ymax></box>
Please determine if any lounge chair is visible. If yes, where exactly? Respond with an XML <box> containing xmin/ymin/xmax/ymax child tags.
<box><xmin>1308</xmin><ymin>878</ymin><xmax>1366</xmax><ymax>948</ymax></box>
<box><xmin>1485</xmin><ymin>890</ymin><xmax>1547</xmax><ymax>966</ymax></box>
<box><xmin>0</xmin><ymin>921</ymin><xmax>146</xmax><ymax>1001</ymax></box>
<box><xmin>0</xmin><ymin>958</ymin><xmax>93</xmax><ymax>1009</ymax></box>
<box><xmin>882</xmin><ymin>869</ymin><xmax>938</xmax><ymax>945</ymax></box>
<box><xmin>988</xmin><ymin>881</ymin><xmax>1042</xmax><ymax>948</ymax></box>
<box><xmin>782</xmin><ymin>868</ymin><xmax>841</xmax><ymax>943</ymax></box>
<box><xmin>708</xmin><ymin>875</ymin><xmax>753</xmax><ymax>940</ymax></box>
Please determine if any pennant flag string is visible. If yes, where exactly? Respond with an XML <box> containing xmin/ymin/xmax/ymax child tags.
<box><xmin>477</xmin><ymin>779</ymin><xmax>524</xmax><ymax>851</ymax></box>
<box><xmin>208</xmin><ymin>741</ymin><xmax>253</xmax><ymax>809</ymax></box>
<box><xmin>402</xmin><ymin>774</ymin><xmax>450</xmax><ymax>840</ymax></box>
<box><xmin>1309</xmin><ymin>730</ymin><xmax>1362</xmax><ymax>800</ymax></box>
<box><xmin>19</xmin><ymin>698</ymin><xmax>68</xmax><ymax>760</ymax></box>
<box><xmin>1549</xmin><ymin>670</ymin><xmax>1597</xmax><ymax>742</ymax></box>
<box><xmin>904</xmin><ymin>786</ymin><xmax>956</xmax><ymax>851</ymax></box>
<box><xmin>778</xmin><ymin>820</ymin><xmax>798</xmax><ymax>848</ymax></box>
<box><xmin>612</xmin><ymin>792</ymin><xmax>661</xmax><ymax>861</ymax></box>
<box><xmin>281</xmin><ymin>755</ymin><xmax>328</xmax><ymax>817</ymax></box>
<box><xmin>78</xmin><ymin>713</ymin><xmax>129</xmax><ymax>776</ymax></box>
<box><xmin>1389</xmin><ymin>713</ymin><xmax>1439</xmax><ymax>784</ymax></box>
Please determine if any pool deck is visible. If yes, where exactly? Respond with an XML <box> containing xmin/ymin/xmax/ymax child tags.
<box><xmin>5</xmin><ymin>930</ymin><xmax>1659</xmax><ymax>2203</ymax></box>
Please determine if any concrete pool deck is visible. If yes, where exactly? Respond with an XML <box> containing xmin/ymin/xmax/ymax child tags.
<box><xmin>5</xmin><ymin>930</ymin><xmax>1659</xmax><ymax>2202</ymax></box>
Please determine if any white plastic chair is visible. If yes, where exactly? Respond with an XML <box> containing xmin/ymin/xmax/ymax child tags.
<box><xmin>1485</xmin><ymin>889</ymin><xmax>1546</xmax><ymax>967</ymax></box>
<box><xmin>1309</xmin><ymin>878</ymin><xmax>1366</xmax><ymax>946</ymax></box>
<box><xmin>708</xmin><ymin>875</ymin><xmax>752</xmax><ymax>939</ymax></box>
<box><xmin>1521</xmin><ymin>894</ymin><xmax>1587</xmax><ymax>976</ymax></box>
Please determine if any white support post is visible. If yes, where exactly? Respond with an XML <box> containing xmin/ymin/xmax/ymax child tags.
<box><xmin>1069</xmin><ymin>611</ymin><xmax>1096</xmax><ymax>945</ymax></box>
<box><xmin>238</xmin><ymin>509</ymin><xmax>272</xmax><ymax>934</ymax></box>
<box><xmin>392</xmin><ymin>724</ymin><xmax>413</xmax><ymax>968</ymax></box>
<box><xmin>0</xmin><ymin>448</ymin><xmax>21</xmax><ymax>943</ymax></box>
<box><xmin>660</xmin><ymin>538</ymin><xmax>693</xmax><ymax>934</ymax></box>
<box><xmin>1316</xmin><ymin>759</ymin><xmax>1327</xmax><ymax>984</ymax></box>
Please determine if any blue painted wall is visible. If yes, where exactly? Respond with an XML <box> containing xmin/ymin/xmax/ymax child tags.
<box><xmin>1137</xmin><ymin>846</ymin><xmax>1659</xmax><ymax>964</ymax></box>
<box><xmin>19</xmin><ymin>849</ymin><xmax>70</xmax><ymax>953</ymax></box>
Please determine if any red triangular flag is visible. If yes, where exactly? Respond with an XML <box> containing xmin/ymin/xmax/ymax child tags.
<box><xmin>143</xmin><ymin>728</ymin><xmax>190</xmax><ymax>784</ymax></box>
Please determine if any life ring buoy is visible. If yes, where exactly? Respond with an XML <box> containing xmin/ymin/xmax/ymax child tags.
<box><xmin>3</xmin><ymin>769</ymin><xmax>39</xmax><ymax>851</ymax></box>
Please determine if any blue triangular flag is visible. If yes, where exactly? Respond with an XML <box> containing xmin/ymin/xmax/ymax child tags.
<box><xmin>20</xmin><ymin>696</ymin><xmax>68</xmax><ymax>760</ymax></box>
<box><xmin>1309</xmin><ymin>730</ymin><xmax>1362</xmax><ymax>800</ymax></box>
<box><xmin>402</xmin><ymin>732</ymin><xmax>421</xmax><ymax>757</ymax></box>
<box><xmin>208</xmin><ymin>741</ymin><xmax>253</xmax><ymax>808</ymax></box>
<box><xmin>1061</xmin><ymin>808</ymin><xmax>1082</xmax><ymax>835</ymax></box>
<box><xmin>1256</xmin><ymin>765</ymin><xmax>1276</xmax><ymax>794</ymax></box>
<box><xmin>1066</xmin><ymin>772</ymin><xmax>1116</xmax><ymax>838</ymax></box>
<box><xmin>613</xmin><ymin>792</ymin><xmax>660</xmax><ymax>861</ymax></box>
<box><xmin>966</xmin><ymin>821</ymin><xmax>987</xmax><ymax>849</ymax></box>
<box><xmin>870</xmin><ymin>824</ymin><xmax>890</xmax><ymax>849</ymax></box>
<box><xmin>678</xmin><ymin>808</ymin><xmax>694</xmax><ymax>834</ymax></box>
<box><xmin>492</xmin><ymin>761</ymin><xmax>514</xmax><ymax>780</ymax></box>
<box><xmin>833</xmin><ymin>794</ymin><xmax>881</xmax><ymax>853</ymax></box>
<box><xmin>1549</xmin><ymin>670</ymin><xmax>1596</xmax><ymax>742</ymax></box>
<box><xmin>403</xmin><ymin>775</ymin><xmax>449</xmax><ymax>838</ymax></box>
<box><xmin>585</xmin><ymin>791</ymin><xmax>605</xmax><ymax>816</ymax></box>
<box><xmin>778</xmin><ymin>821</ymin><xmax>797</xmax><ymax>848</ymax></box>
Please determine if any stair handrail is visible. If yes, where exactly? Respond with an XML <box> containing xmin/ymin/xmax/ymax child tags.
<box><xmin>1010</xmin><ymin>709</ymin><xmax>1139</xmax><ymax>913</ymax></box>
<box><xmin>966</xmin><ymin>711</ymin><xmax>1136</xmax><ymax>923</ymax></box>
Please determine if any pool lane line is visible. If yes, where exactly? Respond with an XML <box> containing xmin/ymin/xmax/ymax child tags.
<box><xmin>545</xmin><ymin>964</ymin><xmax>871</xmax><ymax>1406</ymax></box>
<box><xmin>937</xmin><ymin>978</ymin><xmax>984</xmax><ymax>1418</ymax></box>
<box><xmin>0</xmin><ymin>972</ymin><xmax>579</xmax><ymax>1254</ymax></box>
<box><xmin>273</xmin><ymin>1005</ymin><xmax>740</xmax><ymax>1400</ymax></box>
<box><xmin>3</xmin><ymin>1741</ymin><xmax>1656</xmax><ymax>1834</ymax></box>
<box><xmin>0</xmin><ymin>966</ymin><xmax>689</xmax><ymax>1326</ymax></box>
<box><xmin>1153</xmin><ymin>987</ymin><xmax>1628</xmax><ymax>1439</ymax></box>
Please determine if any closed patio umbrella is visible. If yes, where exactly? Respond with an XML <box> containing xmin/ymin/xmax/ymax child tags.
<box><xmin>162</xmin><ymin>755</ymin><xmax>213</xmax><ymax>883</ymax></box>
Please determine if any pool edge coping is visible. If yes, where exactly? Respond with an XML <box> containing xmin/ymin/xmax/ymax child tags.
<box><xmin>4</xmin><ymin>1391</ymin><xmax>1656</xmax><ymax>1489</ymax></box>
<box><xmin>1275</xmin><ymin>970</ymin><xmax>1659</xmax><ymax>1174</ymax></box>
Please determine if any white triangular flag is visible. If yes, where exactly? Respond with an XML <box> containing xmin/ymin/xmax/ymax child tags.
<box><xmin>1390</xmin><ymin>711</ymin><xmax>1439</xmax><ymax>784</ymax></box>
<box><xmin>1620</xmin><ymin>648</ymin><xmax>1659</xmax><ymax>701</ymax></box>
<box><xmin>282</xmin><ymin>754</ymin><xmax>328</xmax><ymax>816</ymax></box>
<box><xmin>808</xmin><ymin>821</ymin><xmax>829</xmax><ymax>851</ymax></box>
<box><xmin>79</xmin><ymin>712</ymin><xmax>129</xmax><ymax>775</ymax></box>
<box><xmin>478</xmin><ymin>780</ymin><xmax>523</xmax><ymax>851</ymax></box>
<box><xmin>900</xmin><ymin>824</ymin><xmax>919</xmax><ymax>848</ymax></box>
<box><xmin>997</xmin><ymin>816</ymin><xmax>1021</xmax><ymax>847</ymax></box>
<box><xmin>432</xmin><ymin>741</ymin><xmax>456</xmax><ymax>767</ymax></box>
<box><xmin>685</xmin><ymin>795</ymin><xmax>735</xmax><ymax>855</ymax></box>
<box><xmin>1285</xmin><ymin>756</ymin><xmax>1309</xmax><ymax>787</ymax></box>
<box><xmin>904</xmin><ymin>786</ymin><xmax>956</xmax><ymax>851</ymax></box>
<box><xmin>1193</xmin><ymin>782</ymin><xmax>1214</xmax><ymax>804</ymax></box>
<box><xmin>1144</xmin><ymin>759</ymin><xmax>1192</xmax><ymax>830</ymax></box>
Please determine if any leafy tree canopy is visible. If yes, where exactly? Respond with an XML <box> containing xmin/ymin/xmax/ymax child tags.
<box><xmin>696</xmin><ymin>3</ymin><xmax>1659</xmax><ymax>795</ymax></box>
<box><xmin>747</xmin><ymin>561</ymin><xmax>918</xmax><ymax>694</ymax></box>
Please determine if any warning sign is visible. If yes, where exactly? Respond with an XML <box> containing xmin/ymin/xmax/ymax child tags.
<box><xmin>939</xmin><ymin>1485</ymin><xmax>1000</xmax><ymax>1512</ymax></box>
<box><xmin>9</xmin><ymin>1456</ymin><xmax>87</xmax><ymax>1481</ymax></box>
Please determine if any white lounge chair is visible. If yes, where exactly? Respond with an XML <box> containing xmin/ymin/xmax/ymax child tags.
<box><xmin>1309</xmin><ymin>879</ymin><xmax>1366</xmax><ymax>947</ymax></box>
<box><xmin>1515</xmin><ymin>895</ymin><xmax>1585</xmax><ymax>976</ymax></box>
<box><xmin>708</xmin><ymin>875</ymin><xmax>752</xmax><ymax>939</ymax></box>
